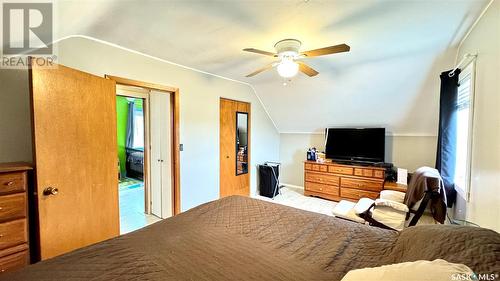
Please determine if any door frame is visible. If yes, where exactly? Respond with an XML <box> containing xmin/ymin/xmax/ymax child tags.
<box><xmin>116</xmin><ymin>85</ymin><xmax>151</xmax><ymax>214</ymax></box>
<box><xmin>106</xmin><ymin>75</ymin><xmax>181</xmax><ymax>215</ymax></box>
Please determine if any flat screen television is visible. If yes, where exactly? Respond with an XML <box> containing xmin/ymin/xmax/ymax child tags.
<box><xmin>325</xmin><ymin>128</ymin><xmax>385</xmax><ymax>163</ymax></box>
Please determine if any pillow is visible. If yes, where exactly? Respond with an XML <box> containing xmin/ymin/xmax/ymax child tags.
<box><xmin>353</xmin><ymin>198</ymin><xmax>375</xmax><ymax>215</ymax></box>
<box><xmin>375</xmin><ymin>198</ymin><xmax>409</xmax><ymax>213</ymax></box>
<box><xmin>332</xmin><ymin>200</ymin><xmax>365</xmax><ymax>223</ymax></box>
<box><xmin>371</xmin><ymin>206</ymin><xmax>407</xmax><ymax>231</ymax></box>
<box><xmin>340</xmin><ymin>259</ymin><xmax>474</xmax><ymax>281</ymax></box>
<box><xmin>379</xmin><ymin>190</ymin><xmax>406</xmax><ymax>203</ymax></box>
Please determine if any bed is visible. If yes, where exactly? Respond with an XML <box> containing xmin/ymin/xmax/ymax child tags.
<box><xmin>3</xmin><ymin>196</ymin><xmax>499</xmax><ymax>280</ymax></box>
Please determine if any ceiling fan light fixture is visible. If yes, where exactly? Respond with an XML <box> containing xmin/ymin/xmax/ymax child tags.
<box><xmin>244</xmin><ymin>39</ymin><xmax>349</xmax><ymax>78</ymax></box>
<box><xmin>277</xmin><ymin>58</ymin><xmax>299</xmax><ymax>78</ymax></box>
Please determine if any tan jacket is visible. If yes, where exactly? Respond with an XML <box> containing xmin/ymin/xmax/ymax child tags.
<box><xmin>403</xmin><ymin>167</ymin><xmax>447</xmax><ymax>223</ymax></box>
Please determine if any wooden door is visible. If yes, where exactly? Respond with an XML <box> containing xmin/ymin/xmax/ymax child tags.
<box><xmin>220</xmin><ymin>98</ymin><xmax>250</xmax><ymax>197</ymax></box>
<box><xmin>30</xmin><ymin>62</ymin><xmax>119</xmax><ymax>260</ymax></box>
<box><xmin>149</xmin><ymin>91</ymin><xmax>172</xmax><ymax>218</ymax></box>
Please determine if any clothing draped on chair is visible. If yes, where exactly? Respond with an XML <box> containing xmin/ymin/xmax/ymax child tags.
<box><xmin>435</xmin><ymin>69</ymin><xmax>461</xmax><ymax>207</ymax></box>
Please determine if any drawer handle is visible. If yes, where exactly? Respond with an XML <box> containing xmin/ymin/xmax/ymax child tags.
<box><xmin>5</xmin><ymin>181</ymin><xmax>14</xmax><ymax>186</ymax></box>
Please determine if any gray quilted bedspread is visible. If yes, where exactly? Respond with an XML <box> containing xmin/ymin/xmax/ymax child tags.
<box><xmin>3</xmin><ymin>196</ymin><xmax>499</xmax><ymax>280</ymax></box>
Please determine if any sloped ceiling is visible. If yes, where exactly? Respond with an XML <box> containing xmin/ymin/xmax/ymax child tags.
<box><xmin>53</xmin><ymin>0</ymin><xmax>487</xmax><ymax>134</ymax></box>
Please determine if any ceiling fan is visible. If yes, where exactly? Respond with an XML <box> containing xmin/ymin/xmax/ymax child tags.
<box><xmin>243</xmin><ymin>39</ymin><xmax>350</xmax><ymax>78</ymax></box>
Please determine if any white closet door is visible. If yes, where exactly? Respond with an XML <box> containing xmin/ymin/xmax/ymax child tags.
<box><xmin>149</xmin><ymin>91</ymin><xmax>172</xmax><ymax>219</ymax></box>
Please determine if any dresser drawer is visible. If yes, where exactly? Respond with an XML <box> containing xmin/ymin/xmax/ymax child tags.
<box><xmin>373</xmin><ymin>170</ymin><xmax>385</xmax><ymax>179</ymax></box>
<box><xmin>354</xmin><ymin>168</ymin><xmax>373</xmax><ymax>177</ymax></box>
<box><xmin>328</xmin><ymin>166</ymin><xmax>353</xmax><ymax>175</ymax></box>
<box><xmin>304</xmin><ymin>163</ymin><xmax>312</xmax><ymax>170</ymax></box>
<box><xmin>305</xmin><ymin>182</ymin><xmax>339</xmax><ymax>196</ymax></box>
<box><xmin>0</xmin><ymin>172</ymin><xmax>26</xmax><ymax>195</ymax></box>
<box><xmin>341</xmin><ymin>178</ymin><xmax>383</xmax><ymax>192</ymax></box>
<box><xmin>0</xmin><ymin>220</ymin><xmax>27</xmax><ymax>250</ymax></box>
<box><xmin>305</xmin><ymin>164</ymin><xmax>327</xmax><ymax>172</ymax></box>
<box><xmin>305</xmin><ymin>172</ymin><xmax>339</xmax><ymax>186</ymax></box>
<box><xmin>0</xmin><ymin>250</ymin><xmax>29</xmax><ymax>273</ymax></box>
<box><xmin>341</xmin><ymin>188</ymin><xmax>379</xmax><ymax>200</ymax></box>
<box><xmin>0</xmin><ymin>194</ymin><xmax>26</xmax><ymax>222</ymax></box>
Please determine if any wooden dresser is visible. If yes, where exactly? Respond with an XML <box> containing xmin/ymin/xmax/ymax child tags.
<box><xmin>0</xmin><ymin>163</ymin><xmax>31</xmax><ymax>273</ymax></box>
<box><xmin>304</xmin><ymin>161</ymin><xmax>385</xmax><ymax>201</ymax></box>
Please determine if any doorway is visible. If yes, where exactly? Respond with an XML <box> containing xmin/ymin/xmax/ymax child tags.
<box><xmin>220</xmin><ymin>98</ymin><xmax>251</xmax><ymax>197</ymax></box>
<box><xmin>116</xmin><ymin>83</ymin><xmax>178</xmax><ymax>234</ymax></box>
<box><xmin>116</xmin><ymin>85</ymin><xmax>161</xmax><ymax>234</ymax></box>
<box><xmin>108</xmin><ymin>75</ymin><xmax>181</xmax><ymax>219</ymax></box>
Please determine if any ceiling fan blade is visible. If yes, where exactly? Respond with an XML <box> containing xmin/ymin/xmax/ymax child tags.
<box><xmin>300</xmin><ymin>44</ymin><xmax>350</xmax><ymax>57</ymax></box>
<box><xmin>243</xmin><ymin>48</ymin><xmax>277</xmax><ymax>57</ymax></box>
<box><xmin>298</xmin><ymin>62</ymin><xmax>319</xmax><ymax>77</ymax></box>
<box><xmin>246</xmin><ymin>63</ymin><xmax>275</xmax><ymax>77</ymax></box>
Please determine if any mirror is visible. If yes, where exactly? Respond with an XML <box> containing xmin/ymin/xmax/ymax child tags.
<box><xmin>236</xmin><ymin>112</ymin><xmax>248</xmax><ymax>175</ymax></box>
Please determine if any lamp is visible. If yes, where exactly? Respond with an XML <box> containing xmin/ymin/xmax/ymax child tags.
<box><xmin>276</xmin><ymin>57</ymin><xmax>299</xmax><ymax>78</ymax></box>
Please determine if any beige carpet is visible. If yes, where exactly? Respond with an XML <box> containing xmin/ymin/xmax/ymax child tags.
<box><xmin>253</xmin><ymin>185</ymin><xmax>337</xmax><ymax>216</ymax></box>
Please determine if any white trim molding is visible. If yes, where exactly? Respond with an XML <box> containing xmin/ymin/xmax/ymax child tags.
<box><xmin>281</xmin><ymin>183</ymin><xmax>304</xmax><ymax>190</ymax></box>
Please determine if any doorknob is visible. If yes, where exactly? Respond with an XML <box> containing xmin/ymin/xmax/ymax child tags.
<box><xmin>43</xmin><ymin>187</ymin><xmax>59</xmax><ymax>196</ymax></box>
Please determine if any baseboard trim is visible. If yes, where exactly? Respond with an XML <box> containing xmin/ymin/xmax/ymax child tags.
<box><xmin>281</xmin><ymin>183</ymin><xmax>304</xmax><ymax>189</ymax></box>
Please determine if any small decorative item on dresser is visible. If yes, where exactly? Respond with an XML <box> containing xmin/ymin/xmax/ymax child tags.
<box><xmin>0</xmin><ymin>162</ymin><xmax>32</xmax><ymax>274</ymax></box>
<box><xmin>316</xmin><ymin>152</ymin><xmax>326</xmax><ymax>163</ymax></box>
<box><xmin>306</xmin><ymin>148</ymin><xmax>317</xmax><ymax>161</ymax></box>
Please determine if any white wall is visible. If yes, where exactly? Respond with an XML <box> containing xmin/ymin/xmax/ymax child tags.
<box><xmin>387</xmin><ymin>135</ymin><xmax>437</xmax><ymax>172</ymax></box>
<box><xmin>277</xmin><ymin>46</ymin><xmax>454</xmax><ymax>187</ymax></box>
<box><xmin>0</xmin><ymin>69</ymin><xmax>32</xmax><ymax>163</ymax></box>
<box><xmin>455</xmin><ymin>0</ymin><xmax>500</xmax><ymax>232</ymax></box>
<box><xmin>279</xmin><ymin>132</ymin><xmax>436</xmax><ymax>186</ymax></box>
<box><xmin>279</xmin><ymin>133</ymin><xmax>325</xmax><ymax>186</ymax></box>
<box><xmin>0</xmin><ymin>36</ymin><xmax>280</xmax><ymax>212</ymax></box>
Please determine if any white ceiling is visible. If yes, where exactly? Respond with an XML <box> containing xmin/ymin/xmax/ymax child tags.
<box><xmin>53</xmin><ymin>0</ymin><xmax>487</xmax><ymax>135</ymax></box>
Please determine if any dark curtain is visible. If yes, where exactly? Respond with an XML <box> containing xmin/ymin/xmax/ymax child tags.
<box><xmin>435</xmin><ymin>69</ymin><xmax>460</xmax><ymax>207</ymax></box>
<box><xmin>126</xmin><ymin>101</ymin><xmax>135</xmax><ymax>148</ymax></box>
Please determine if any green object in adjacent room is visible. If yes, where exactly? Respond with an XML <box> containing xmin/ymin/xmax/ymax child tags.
<box><xmin>116</xmin><ymin>96</ymin><xmax>129</xmax><ymax>176</ymax></box>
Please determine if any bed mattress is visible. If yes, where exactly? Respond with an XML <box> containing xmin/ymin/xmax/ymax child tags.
<box><xmin>3</xmin><ymin>196</ymin><xmax>499</xmax><ymax>280</ymax></box>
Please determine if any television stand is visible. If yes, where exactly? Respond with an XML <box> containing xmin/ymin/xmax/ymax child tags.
<box><xmin>303</xmin><ymin>160</ymin><xmax>386</xmax><ymax>201</ymax></box>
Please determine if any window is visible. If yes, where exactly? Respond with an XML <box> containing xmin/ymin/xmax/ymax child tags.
<box><xmin>132</xmin><ymin>105</ymin><xmax>144</xmax><ymax>150</ymax></box>
<box><xmin>126</xmin><ymin>97</ymin><xmax>144</xmax><ymax>150</ymax></box>
<box><xmin>454</xmin><ymin>63</ymin><xmax>475</xmax><ymax>201</ymax></box>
